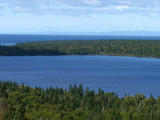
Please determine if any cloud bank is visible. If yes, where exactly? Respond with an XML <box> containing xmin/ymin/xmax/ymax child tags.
<box><xmin>0</xmin><ymin>0</ymin><xmax>160</xmax><ymax>15</ymax></box>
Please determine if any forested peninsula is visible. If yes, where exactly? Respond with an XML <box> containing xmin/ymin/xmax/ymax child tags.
<box><xmin>1</xmin><ymin>40</ymin><xmax>160</xmax><ymax>57</ymax></box>
<box><xmin>0</xmin><ymin>81</ymin><xmax>159</xmax><ymax>120</ymax></box>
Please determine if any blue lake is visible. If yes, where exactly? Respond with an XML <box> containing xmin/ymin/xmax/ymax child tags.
<box><xmin>0</xmin><ymin>55</ymin><xmax>160</xmax><ymax>97</ymax></box>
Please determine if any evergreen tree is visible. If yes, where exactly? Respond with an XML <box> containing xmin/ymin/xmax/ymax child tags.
<box><xmin>13</xmin><ymin>104</ymin><xmax>26</xmax><ymax>120</ymax></box>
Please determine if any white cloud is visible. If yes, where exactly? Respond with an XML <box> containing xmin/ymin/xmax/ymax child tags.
<box><xmin>115</xmin><ymin>5</ymin><xmax>129</xmax><ymax>11</ymax></box>
<box><xmin>83</xmin><ymin>0</ymin><xmax>100</xmax><ymax>5</ymax></box>
<box><xmin>13</xmin><ymin>6</ymin><xmax>30</xmax><ymax>12</ymax></box>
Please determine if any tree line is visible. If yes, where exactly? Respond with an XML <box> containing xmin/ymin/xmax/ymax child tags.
<box><xmin>1</xmin><ymin>40</ymin><xmax>160</xmax><ymax>57</ymax></box>
<box><xmin>0</xmin><ymin>81</ymin><xmax>160</xmax><ymax>120</ymax></box>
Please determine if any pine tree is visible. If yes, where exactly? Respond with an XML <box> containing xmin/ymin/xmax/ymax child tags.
<box><xmin>3</xmin><ymin>105</ymin><xmax>15</xmax><ymax>120</ymax></box>
<box><xmin>13</xmin><ymin>104</ymin><xmax>26</xmax><ymax>120</ymax></box>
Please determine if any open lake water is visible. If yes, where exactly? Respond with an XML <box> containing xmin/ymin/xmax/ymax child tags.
<box><xmin>0</xmin><ymin>34</ymin><xmax>160</xmax><ymax>97</ymax></box>
<box><xmin>0</xmin><ymin>55</ymin><xmax>160</xmax><ymax>97</ymax></box>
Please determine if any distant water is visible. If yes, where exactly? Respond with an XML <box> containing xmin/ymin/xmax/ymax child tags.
<box><xmin>0</xmin><ymin>34</ymin><xmax>160</xmax><ymax>45</ymax></box>
<box><xmin>0</xmin><ymin>55</ymin><xmax>160</xmax><ymax>97</ymax></box>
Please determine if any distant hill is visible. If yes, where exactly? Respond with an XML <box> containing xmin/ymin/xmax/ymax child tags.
<box><xmin>2</xmin><ymin>31</ymin><xmax>160</xmax><ymax>36</ymax></box>
<box><xmin>25</xmin><ymin>31</ymin><xmax>160</xmax><ymax>36</ymax></box>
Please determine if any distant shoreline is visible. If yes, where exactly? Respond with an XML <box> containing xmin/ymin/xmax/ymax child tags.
<box><xmin>1</xmin><ymin>34</ymin><xmax>160</xmax><ymax>46</ymax></box>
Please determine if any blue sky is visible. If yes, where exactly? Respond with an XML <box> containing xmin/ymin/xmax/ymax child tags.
<box><xmin>0</xmin><ymin>0</ymin><xmax>160</xmax><ymax>34</ymax></box>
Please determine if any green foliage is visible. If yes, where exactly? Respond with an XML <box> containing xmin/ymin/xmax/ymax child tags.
<box><xmin>0</xmin><ymin>81</ymin><xmax>160</xmax><ymax>120</ymax></box>
<box><xmin>1</xmin><ymin>40</ymin><xmax>160</xmax><ymax>57</ymax></box>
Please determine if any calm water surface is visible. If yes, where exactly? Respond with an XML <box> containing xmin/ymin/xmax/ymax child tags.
<box><xmin>0</xmin><ymin>55</ymin><xmax>160</xmax><ymax>97</ymax></box>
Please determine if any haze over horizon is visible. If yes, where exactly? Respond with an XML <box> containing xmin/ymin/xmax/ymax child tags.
<box><xmin>0</xmin><ymin>0</ymin><xmax>160</xmax><ymax>35</ymax></box>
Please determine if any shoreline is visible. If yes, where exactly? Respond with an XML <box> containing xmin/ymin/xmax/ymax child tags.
<box><xmin>0</xmin><ymin>54</ymin><xmax>159</xmax><ymax>60</ymax></box>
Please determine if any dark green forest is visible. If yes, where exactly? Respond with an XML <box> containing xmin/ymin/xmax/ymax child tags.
<box><xmin>0</xmin><ymin>81</ymin><xmax>160</xmax><ymax>120</ymax></box>
<box><xmin>1</xmin><ymin>40</ymin><xmax>160</xmax><ymax>57</ymax></box>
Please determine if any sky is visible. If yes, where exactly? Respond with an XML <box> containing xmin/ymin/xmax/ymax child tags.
<box><xmin>0</xmin><ymin>0</ymin><xmax>160</xmax><ymax>34</ymax></box>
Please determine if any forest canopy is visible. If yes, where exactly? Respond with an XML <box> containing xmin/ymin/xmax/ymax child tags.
<box><xmin>0</xmin><ymin>81</ymin><xmax>159</xmax><ymax>120</ymax></box>
<box><xmin>1</xmin><ymin>40</ymin><xmax>160</xmax><ymax>57</ymax></box>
